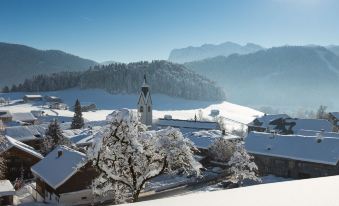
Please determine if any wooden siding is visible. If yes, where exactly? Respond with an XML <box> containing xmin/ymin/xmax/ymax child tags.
<box><xmin>2</xmin><ymin>147</ymin><xmax>41</xmax><ymax>181</ymax></box>
<box><xmin>252</xmin><ymin>153</ymin><xmax>339</xmax><ymax>179</ymax></box>
<box><xmin>36</xmin><ymin>162</ymin><xmax>98</xmax><ymax>201</ymax></box>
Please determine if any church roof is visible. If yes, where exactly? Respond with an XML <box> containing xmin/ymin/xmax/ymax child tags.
<box><xmin>138</xmin><ymin>75</ymin><xmax>152</xmax><ymax>105</ymax></box>
<box><xmin>142</xmin><ymin>86</ymin><xmax>149</xmax><ymax>97</ymax></box>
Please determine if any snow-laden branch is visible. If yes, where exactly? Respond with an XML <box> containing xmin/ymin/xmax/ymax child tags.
<box><xmin>88</xmin><ymin>109</ymin><xmax>201</xmax><ymax>203</ymax></box>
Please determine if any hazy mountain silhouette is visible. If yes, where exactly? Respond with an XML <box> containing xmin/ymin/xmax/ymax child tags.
<box><xmin>0</xmin><ymin>42</ymin><xmax>97</xmax><ymax>87</ymax></box>
<box><xmin>185</xmin><ymin>46</ymin><xmax>339</xmax><ymax>109</ymax></box>
<box><xmin>168</xmin><ymin>42</ymin><xmax>263</xmax><ymax>63</ymax></box>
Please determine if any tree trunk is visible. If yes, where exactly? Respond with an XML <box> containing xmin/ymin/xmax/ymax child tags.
<box><xmin>132</xmin><ymin>189</ymin><xmax>141</xmax><ymax>202</ymax></box>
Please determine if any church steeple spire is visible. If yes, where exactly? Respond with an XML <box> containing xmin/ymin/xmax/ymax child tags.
<box><xmin>143</xmin><ymin>74</ymin><xmax>147</xmax><ymax>85</ymax></box>
<box><xmin>137</xmin><ymin>74</ymin><xmax>152</xmax><ymax>126</ymax></box>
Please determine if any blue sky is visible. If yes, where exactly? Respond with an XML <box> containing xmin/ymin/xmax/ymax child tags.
<box><xmin>0</xmin><ymin>0</ymin><xmax>338</xmax><ymax>62</ymax></box>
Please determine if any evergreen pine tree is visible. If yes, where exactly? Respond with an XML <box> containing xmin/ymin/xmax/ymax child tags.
<box><xmin>2</xmin><ymin>86</ymin><xmax>9</xmax><ymax>93</ymax></box>
<box><xmin>41</xmin><ymin>119</ymin><xmax>70</xmax><ymax>155</ymax></box>
<box><xmin>71</xmin><ymin>99</ymin><xmax>84</xmax><ymax>129</ymax></box>
<box><xmin>46</xmin><ymin>119</ymin><xmax>64</xmax><ymax>146</ymax></box>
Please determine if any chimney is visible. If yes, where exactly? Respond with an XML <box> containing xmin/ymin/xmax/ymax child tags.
<box><xmin>316</xmin><ymin>130</ymin><xmax>324</xmax><ymax>143</ymax></box>
<box><xmin>57</xmin><ymin>150</ymin><xmax>63</xmax><ymax>158</ymax></box>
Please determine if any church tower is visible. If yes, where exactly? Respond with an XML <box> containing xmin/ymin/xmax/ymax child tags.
<box><xmin>137</xmin><ymin>75</ymin><xmax>152</xmax><ymax>126</ymax></box>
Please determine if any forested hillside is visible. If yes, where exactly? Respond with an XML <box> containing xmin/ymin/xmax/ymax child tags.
<box><xmin>6</xmin><ymin>61</ymin><xmax>226</xmax><ymax>101</ymax></box>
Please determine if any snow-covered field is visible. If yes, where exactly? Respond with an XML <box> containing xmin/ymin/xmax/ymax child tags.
<box><xmin>0</xmin><ymin>89</ymin><xmax>263</xmax><ymax>130</ymax></box>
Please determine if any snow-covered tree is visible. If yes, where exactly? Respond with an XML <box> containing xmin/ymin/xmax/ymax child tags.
<box><xmin>316</xmin><ymin>105</ymin><xmax>328</xmax><ymax>120</ymax></box>
<box><xmin>208</xmin><ymin>138</ymin><xmax>235</xmax><ymax>162</ymax></box>
<box><xmin>227</xmin><ymin>142</ymin><xmax>260</xmax><ymax>185</ymax></box>
<box><xmin>71</xmin><ymin>99</ymin><xmax>84</xmax><ymax>129</ymax></box>
<box><xmin>41</xmin><ymin>119</ymin><xmax>71</xmax><ymax>155</ymax></box>
<box><xmin>88</xmin><ymin>109</ymin><xmax>201</xmax><ymax>203</ymax></box>
<box><xmin>0</xmin><ymin>136</ymin><xmax>7</xmax><ymax>179</ymax></box>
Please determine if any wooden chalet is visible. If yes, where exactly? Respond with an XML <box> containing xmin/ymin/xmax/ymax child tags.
<box><xmin>12</xmin><ymin>112</ymin><xmax>38</xmax><ymax>125</ymax></box>
<box><xmin>247</xmin><ymin>114</ymin><xmax>290</xmax><ymax>133</ymax></box>
<box><xmin>5</xmin><ymin>125</ymin><xmax>46</xmax><ymax>150</ymax></box>
<box><xmin>44</xmin><ymin>95</ymin><xmax>62</xmax><ymax>103</ymax></box>
<box><xmin>248</xmin><ymin>114</ymin><xmax>333</xmax><ymax>135</ymax></box>
<box><xmin>245</xmin><ymin>131</ymin><xmax>339</xmax><ymax>179</ymax></box>
<box><xmin>31</xmin><ymin>146</ymin><xmax>98</xmax><ymax>205</ymax></box>
<box><xmin>0</xmin><ymin>135</ymin><xmax>43</xmax><ymax>181</ymax></box>
<box><xmin>23</xmin><ymin>95</ymin><xmax>43</xmax><ymax>102</ymax></box>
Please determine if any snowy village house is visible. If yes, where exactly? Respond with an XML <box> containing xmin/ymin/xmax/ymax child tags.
<box><xmin>31</xmin><ymin>146</ymin><xmax>98</xmax><ymax>205</ymax></box>
<box><xmin>23</xmin><ymin>94</ymin><xmax>43</xmax><ymax>102</ymax></box>
<box><xmin>12</xmin><ymin>112</ymin><xmax>38</xmax><ymax>125</ymax></box>
<box><xmin>248</xmin><ymin>114</ymin><xmax>333</xmax><ymax>135</ymax></box>
<box><xmin>0</xmin><ymin>135</ymin><xmax>43</xmax><ymax>181</ymax></box>
<box><xmin>247</xmin><ymin>114</ymin><xmax>290</xmax><ymax>133</ymax></box>
<box><xmin>44</xmin><ymin>95</ymin><xmax>62</xmax><ymax>103</ymax></box>
<box><xmin>5</xmin><ymin>125</ymin><xmax>46</xmax><ymax>151</ymax></box>
<box><xmin>245</xmin><ymin>131</ymin><xmax>339</xmax><ymax>179</ymax></box>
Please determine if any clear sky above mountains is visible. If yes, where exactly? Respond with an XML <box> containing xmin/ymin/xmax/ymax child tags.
<box><xmin>0</xmin><ymin>0</ymin><xmax>338</xmax><ymax>62</ymax></box>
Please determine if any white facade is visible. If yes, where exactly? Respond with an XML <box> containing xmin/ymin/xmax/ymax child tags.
<box><xmin>137</xmin><ymin>75</ymin><xmax>152</xmax><ymax>126</ymax></box>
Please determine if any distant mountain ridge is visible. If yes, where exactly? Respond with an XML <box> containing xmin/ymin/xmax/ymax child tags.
<box><xmin>327</xmin><ymin>45</ymin><xmax>339</xmax><ymax>57</ymax></box>
<box><xmin>185</xmin><ymin>46</ymin><xmax>339</xmax><ymax>108</ymax></box>
<box><xmin>0</xmin><ymin>42</ymin><xmax>98</xmax><ymax>87</ymax></box>
<box><xmin>168</xmin><ymin>42</ymin><xmax>264</xmax><ymax>63</ymax></box>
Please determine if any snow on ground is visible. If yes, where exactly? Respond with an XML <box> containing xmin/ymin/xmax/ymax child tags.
<box><xmin>193</xmin><ymin>175</ymin><xmax>291</xmax><ymax>194</ymax></box>
<box><xmin>15</xmin><ymin>184</ymin><xmax>35</xmax><ymax>205</ymax></box>
<box><xmin>0</xmin><ymin>89</ymin><xmax>263</xmax><ymax>129</ymax></box>
<box><xmin>129</xmin><ymin>175</ymin><xmax>338</xmax><ymax>206</ymax></box>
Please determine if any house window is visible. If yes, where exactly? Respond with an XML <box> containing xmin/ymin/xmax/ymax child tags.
<box><xmin>81</xmin><ymin>197</ymin><xmax>87</xmax><ymax>200</ymax></box>
<box><xmin>139</xmin><ymin>106</ymin><xmax>144</xmax><ymax>112</ymax></box>
<box><xmin>148</xmin><ymin>106</ymin><xmax>151</xmax><ymax>112</ymax></box>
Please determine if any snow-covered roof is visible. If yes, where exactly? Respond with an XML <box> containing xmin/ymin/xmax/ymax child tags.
<box><xmin>329</xmin><ymin>112</ymin><xmax>339</xmax><ymax>119</ymax></box>
<box><xmin>0</xmin><ymin>110</ymin><xmax>12</xmax><ymax>118</ymax></box>
<box><xmin>5</xmin><ymin>125</ymin><xmax>46</xmax><ymax>141</ymax></box>
<box><xmin>297</xmin><ymin>129</ymin><xmax>339</xmax><ymax>138</ymax></box>
<box><xmin>31</xmin><ymin>146</ymin><xmax>87</xmax><ymax>190</ymax></box>
<box><xmin>286</xmin><ymin>119</ymin><xmax>333</xmax><ymax>133</ymax></box>
<box><xmin>63</xmin><ymin>126</ymin><xmax>103</xmax><ymax>146</ymax></box>
<box><xmin>63</xmin><ymin>129</ymin><xmax>93</xmax><ymax>144</ymax></box>
<box><xmin>12</xmin><ymin>112</ymin><xmax>37</xmax><ymax>122</ymax></box>
<box><xmin>46</xmin><ymin>96</ymin><xmax>61</xmax><ymax>100</ymax></box>
<box><xmin>248</xmin><ymin>114</ymin><xmax>290</xmax><ymax>128</ymax></box>
<box><xmin>37</xmin><ymin>115</ymin><xmax>73</xmax><ymax>124</ymax></box>
<box><xmin>24</xmin><ymin>95</ymin><xmax>43</xmax><ymax>98</ymax></box>
<box><xmin>157</xmin><ymin>119</ymin><xmax>220</xmax><ymax>130</ymax></box>
<box><xmin>185</xmin><ymin>130</ymin><xmax>240</xmax><ymax>149</ymax></box>
<box><xmin>0</xmin><ymin>180</ymin><xmax>15</xmax><ymax>196</ymax></box>
<box><xmin>0</xmin><ymin>135</ymin><xmax>43</xmax><ymax>159</ymax></box>
<box><xmin>245</xmin><ymin>131</ymin><xmax>339</xmax><ymax>165</ymax></box>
